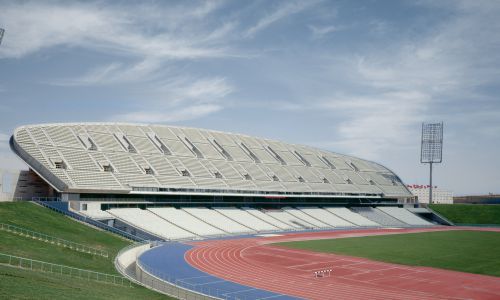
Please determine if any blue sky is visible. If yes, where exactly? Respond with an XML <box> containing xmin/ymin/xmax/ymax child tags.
<box><xmin>1</xmin><ymin>0</ymin><xmax>499</xmax><ymax>195</ymax></box>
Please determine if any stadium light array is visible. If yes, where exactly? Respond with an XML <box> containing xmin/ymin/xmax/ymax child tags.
<box><xmin>420</xmin><ymin>122</ymin><xmax>444</xmax><ymax>204</ymax></box>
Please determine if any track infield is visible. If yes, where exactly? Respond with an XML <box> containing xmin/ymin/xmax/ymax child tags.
<box><xmin>185</xmin><ymin>227</ymin><xmax>500</xmax><ymax>300</ymax></box>
<box><xmin>276</xmin><ymin>230</ymin><xmax>500</xmax><ymax>277</ymax></box>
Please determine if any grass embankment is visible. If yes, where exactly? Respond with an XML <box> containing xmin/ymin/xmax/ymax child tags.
<box><xmin>430</xmin><ymin>204</ymin><xmax>500</xmax><ymax>225</ymax></box>
<box><xmin>0</xmin><ymin>266</ymin><xmax>166</xmax><ymax>300</ymax></box>
<box><xmin>0</xmin><ymin>202</ymin><xmax>169</xmax><ymax>299</ymax></box>
<box><xmin>277</xmin><ymin>230</ymin><xmax>500</xmax><ymax>277</ymax></box>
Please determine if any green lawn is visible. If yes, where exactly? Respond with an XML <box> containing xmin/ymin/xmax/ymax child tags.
<box><xmin>430</xmin><ymin>204</ymin><xmax>500</xmax><ymax>225</ymax></box>
<box><xmin>0</xmin><ymin>202</ymin><xmax>171</xmax><ymax>299</ymax></box>
<box><xmin>277</xmin><ymin>230</ymin><xmax>500</xmax><ymax>277</ymax></box>
<box><xmin>0</xmin><ymin>202</ymin><xmax>128</xmax><ymax>255</ymax></box>
<box><xmin>0</xmin><ymin>265</ymin><xmax>166</xmax><ymax>300</ymax></box>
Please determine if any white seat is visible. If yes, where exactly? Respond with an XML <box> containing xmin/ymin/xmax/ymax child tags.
<box><xmin>215</xmin><ymin>207</ymin><xmax>279</xmax><ymax>232</ymax></box>
<box><xmin>282</xmin><ymin>207</ymin><xmax>331</xmax><ymax>228</ymax></box>
<box><xmin>183</xmin><ymin>207</ymin><xmax>255</xmax><ymax>234</ymax></box>
<box><xmin>298</xmin><ymin>207</ymin><xmax>355</xmax><ymax>227</ymax></box>
<box><xmin>265</xmin><ymin>210</ymin><xmax>315</xmax><ymax>229</ymax></box>
<box><xmin>350</xmin><ymin>207</ymin><xmax>406</xmax><ymax>226</ymax></box>
<box><xmin>108</xmin><ymin>208</ymin><xmax>195</xmax><ymax>240</ymax></box>
<box><xmin>377</xmin><ymin>207</ymin><xmax>432</xmax><ymax>226</ymax></box>
<box><xmin>242</xmin><ymin>208</ymin><xmax>294</xmax><ymax>230</ymax></box>
<box><xmin>325</xmin><ymin>207</ymin><xmax>379</xmax><ymax>226</ymax></box>
<box><xmin>148</xmin><ymin>207</ymin><xmax>224</xmax><ymax>237</ymax></box>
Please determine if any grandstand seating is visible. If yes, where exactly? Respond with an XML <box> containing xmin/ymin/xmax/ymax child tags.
<box><xmin>147</xmin><ymin>207</ymin><xmax>225</xmax><ymax>237</ymax></box>
<box><xmin>83</xmin><ymin>205</ymin><xmax>436</xmax><ymax>241</ymax></box>
<box><xmin>12</xmin><ymin>123</ymin><xmax>413</xmax><ymax>198</ymax></box>
<box><xmin>377</xmin><ymin>207</ymin><xmax>432</xmax><ymax>226</ymax></box>
<box><xmin>264</xmin><ymin>209</ymin><xmax>316</xmax><ymax>229</ymax></box>
<box><xmin>80</xmin><ymin>209</ymin><xmax>113</xmax><ymax>220</ymax></box>
<box><xmin>282</xmin><ymin>207</ymin><xmax>331</xmax><ymax>228</ymax></box>
<box><xmin>214</xmin><ymin>207</ymin><xmax>279</xmax><ymax>232</ymax></box>
<box><xmin>242</xmin><ymin>208</ymin><xmax>295</xmax><ymax>230</ymax></box>
<box><xmin>299</xmin><ymin>207</ymin><xmax>355</xmax><ymax>227</ymax></box>
<box><xmin>325</xmin><ymin>207</ymin><xmax>379</xmax><ymax>226</ymax></box>
<box><xmin>182</xmin><ymin>207</ymin><xmax>256</xmax><ymax>234</ymax></box>
<box><xmin>349</xmin><ymin>207</ymin><xmax>407</xmax><ymax>226</ymax></box>
<box><xmin>108</xmin><ymin>208</ymin><xmax>196</xmax><ymax>240</ymax></box>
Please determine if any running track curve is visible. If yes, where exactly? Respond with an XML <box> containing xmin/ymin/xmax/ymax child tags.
<box><xmin>185</xmin><ymin>227</ymin><xmax>500</xmax><ymax>300</ymax></box>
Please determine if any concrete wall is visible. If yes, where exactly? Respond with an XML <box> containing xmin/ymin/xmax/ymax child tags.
<box><xmin>0</xmin><ymin>169</ymin><xmax>52</xmax><ymax>201</ymax></box>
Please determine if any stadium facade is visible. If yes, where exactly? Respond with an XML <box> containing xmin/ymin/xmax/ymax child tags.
<box><xmin>10</xmin><ymin>123</ymin><xmax>413</xmax><ymax>210</ymax></box>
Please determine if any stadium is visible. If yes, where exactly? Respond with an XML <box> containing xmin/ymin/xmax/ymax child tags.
<box><xmin>1</xmin><ymin>122</ymin><xmax>499</xmax><ymax>299</ymax></box>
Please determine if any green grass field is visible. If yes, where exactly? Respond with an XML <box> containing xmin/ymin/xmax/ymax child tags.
<box><xmin>0</xmin><ymin>202</ymin><xmax>170</xmax><ymax>299</ymax></box>
<box><xmin>0</xmin><ymin>265</ymin><xmax>166</xmax><ymax>300</ymax></box>
<box><xmin>277</xmin><ymin>230</ymin><xmax>500</xmax><ymax>277</ymax></box>
<box><xmin>430</xmin><ymin>204</ymin><xmax>500</xmax><ymax>225</ymax></box>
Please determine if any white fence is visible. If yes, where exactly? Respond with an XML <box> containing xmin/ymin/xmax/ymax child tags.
<box><xmin>0</xmin><ymin>252</ymin><xmax>131</xmax><ymax>286</ymax></box>
<box><xmin>0</xmin><ymin>222</ymin><xmax>108</xmax><ymax>257</ymax></box>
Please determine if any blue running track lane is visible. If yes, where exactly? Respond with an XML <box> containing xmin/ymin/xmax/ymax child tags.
<box><xmin>138</xmin><ymin>242</ymin><xmax>301</xmax><ymax>300</ymax></box>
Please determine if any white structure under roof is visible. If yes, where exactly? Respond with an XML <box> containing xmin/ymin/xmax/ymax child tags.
<box><xmin>377</xmin><ymin>206</ymin><xmax>432</xmax><ymax>226</ymax></box>
<box><xmin>299</xmin><ymin>207</ymin><xmax>356</xmax><ymax>227</ymax></box>
<box><xmin>108</xmin><ymin>208</ymin><xmax>195</xmax><ymax>240</ymax></box>
<box><xmin>264</xmin><ymin>209</ymin><xmax>315</xmax><ymax>229</ymax></box>
<box><xmin>11</xmin><ymin>123</ymin><xmax>412</xmax><ymax>199</ymax></box>
<box><xmin>243</xmin><ymin>208</ymin><xmax>294</xmax><ymax>230</ymax></box>
<box><xmin>147</xmin><ymin>207</ymin><xmax>225</xmax><ymax>237</ymax></box>
<box><xmin>282</xmin><ymin>207</ymin><xmax>331</xmax><ymax>228</ymax></box>
<box><xmin>182</xmin><ymin>207</ymin><xmax>255</xmax><ymax>234</ymax></box>
<box><xmin>214</xmin><ymin>207</ymin><xmax>279</xmax><ymax>232</ymax></box>
<box><xmin>325</xmin><ymin>207</ymin><xmax>379</xmax><ymax>226</ymax></box>
<box><xmin>350</xmin><ymin>207</ymin><xmax>407</xmax><ymax>227</ymax></box>
<box><xmin>79</xmin><ymin>209</ymin><xmax>113</xmax><ymax>220</ymax></box>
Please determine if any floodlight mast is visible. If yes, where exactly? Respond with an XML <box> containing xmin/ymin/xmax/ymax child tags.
<box><xmin>420</xmin><ymin>122</ymin><xmax>443</xmax><ymax>204</ymax></box>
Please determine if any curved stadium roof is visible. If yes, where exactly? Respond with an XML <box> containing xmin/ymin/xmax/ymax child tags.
<box><xmin>11</xmin><ymin>123</ymin><xmax>411</xmax><ymax>198</ymax></box>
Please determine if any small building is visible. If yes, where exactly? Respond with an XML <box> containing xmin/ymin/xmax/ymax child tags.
<box><xmin>407</xmin><ymin>184</ymin><xmax>453</xmax><ymax>204</ymax></box>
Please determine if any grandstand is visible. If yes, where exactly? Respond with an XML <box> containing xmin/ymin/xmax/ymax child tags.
<box><xmin>9</xmin><ymin>122</ymin><xmax>435</xmax><ymax>241</ymax></box>
<box><xmin>6</xmin><ymin>122</ymin><xmax>459</xmax><ymax>300</ymax></box>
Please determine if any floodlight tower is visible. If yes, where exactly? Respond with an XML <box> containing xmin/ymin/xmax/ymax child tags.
<box><xmin>0</xmin><ymin>28</ymin><xmax>4</xmax><ymax>46</ymax></box>
<box><xmin>420</xmin><ymin>122</ymin><xmax>443</xmax><ymax>204</ymax></box>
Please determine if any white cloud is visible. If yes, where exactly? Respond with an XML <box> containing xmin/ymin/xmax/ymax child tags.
<box><xmin>112</xmin><ymin>104</ymin><xmax>222</xmax><ymax>123</ymax></box>
<box><xmin>0</xmin><ymin>133</ymin><xmax>9</xmax><ymax>144</ymax></box>
<box><xmin>308</xmin><ymin>25</ymin><xmax>339</xmax><ymax>39</ymax></box>
<box><xmin>309</xmin><ymin>1</ymin><xmax>500</xmax><ymax>160</ymax></box>
<box><xmin>49</xmin><ymin>59</ymin><xmax>165</xmax><ymax>86</ymax></box>
<box><xmin>0</xmin><ymin>1</ymin><xmax>231</xmax><ymax>60</ymax></box>
<box><xmin>110</xmin><ymin>76</ymin><xmax>233</xmax><ymax>123</ymax></box>
<box><xmin>244</xmin><ymin>0</ymin><xmax>320</xmax><ymax>38</ymax></box>
<box><xmin>318</xmin><ymin>91</ymin><xmax>430</xmax><ymax>159</ymax></box>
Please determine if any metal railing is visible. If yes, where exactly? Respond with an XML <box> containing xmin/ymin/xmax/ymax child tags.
<box><xmin>0</xmin><ymin>252</ymin><xmax>131</xmax><ymax>287</ymax></box>
<box><xmin>33</xmin><ymin>196</ymin><xmax>62</xmax><ymax>202</ymax></box>
<box><xmin>0</xmin><ymin>222</ymin><xmax>108</xmax><ymax>257</ymax></box>
<box><xmin>137</xmin><ymin>257</ymin><xmax>266</xmax><ymax>300</ymax></box>
<box><xmin>33</xmin><ymin>200</ymin><xmax>145</xmax><ymax>242</ymax></box>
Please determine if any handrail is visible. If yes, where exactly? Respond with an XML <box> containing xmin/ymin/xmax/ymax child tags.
<box><xmin>0</xmin><ymin>222</ymin><xmax>108</xmax><ymax>257</ymax></box>
<box><xmin>0</xmin><ymin>252</ymin><xmax>131</xmax><ymax>287</ymax></box>
<box><xmin>33</xmin><ymin>200</ymin><xmax>146</xmax><ymax>242</ymax></box>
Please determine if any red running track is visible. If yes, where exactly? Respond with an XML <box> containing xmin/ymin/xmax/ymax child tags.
<box><xmin>185</xmin><ymin>227</ymin><xmax>500</xmax><ymax>300</ymax></box>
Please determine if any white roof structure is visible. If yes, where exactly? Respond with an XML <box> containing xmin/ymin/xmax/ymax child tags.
<box><xmin>11</xmin><ymin>123</ymin><xmax>411</xmax><ymax>198</ymax></box>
